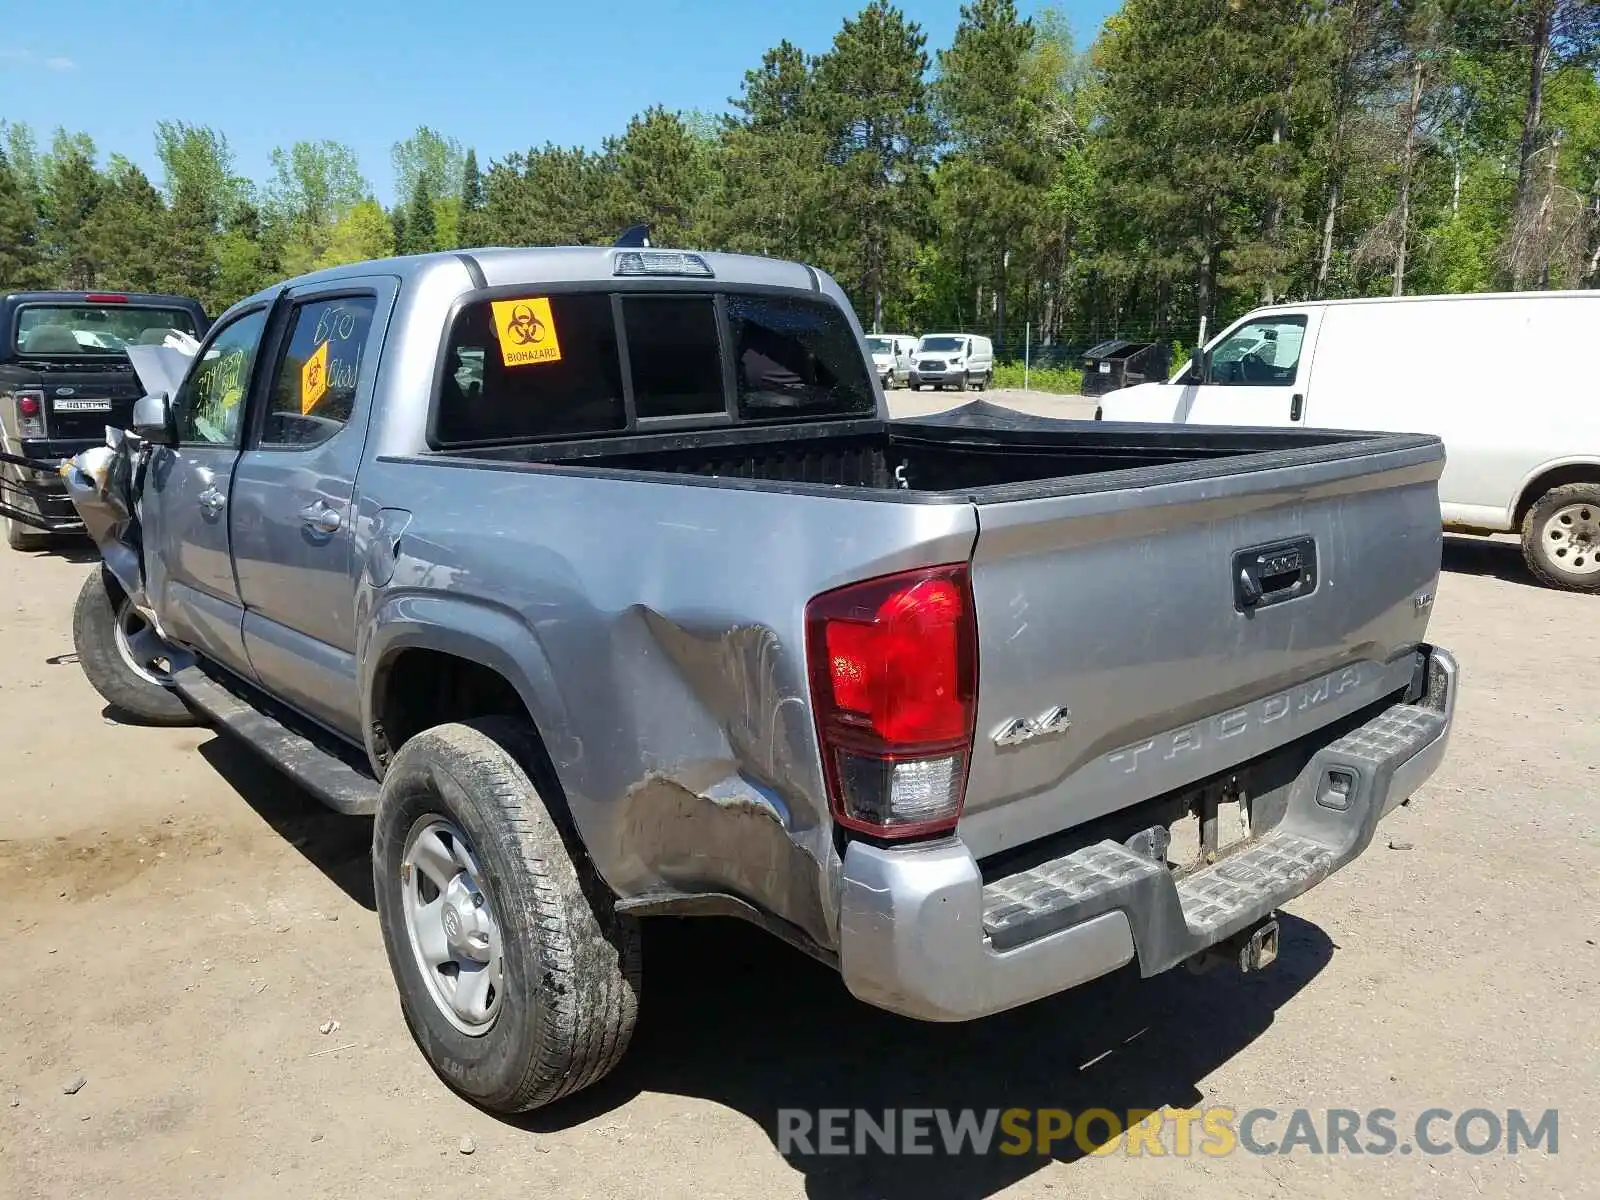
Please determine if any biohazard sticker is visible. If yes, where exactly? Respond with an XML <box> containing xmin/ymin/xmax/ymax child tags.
<box><xmin>490</xmin><ymin>298</ymin><xmax>562</xmax><ymax>367</ymax></box>
<box><xmin>301</xmin><ymin>340</ymin><xmax>330</xmax><ymax>414</ymax></box>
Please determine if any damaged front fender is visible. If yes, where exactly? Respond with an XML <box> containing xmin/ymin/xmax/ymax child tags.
<box><xmin>61</xmin><ymin>431</ymin><xmax>151</xmax><ymax>616</ymax></box>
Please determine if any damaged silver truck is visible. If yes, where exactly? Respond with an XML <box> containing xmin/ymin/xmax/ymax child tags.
<box><xmin>62</xmin><ymin>246</ymin><xmax>1457</xmax><ymax>1115</ymax></box>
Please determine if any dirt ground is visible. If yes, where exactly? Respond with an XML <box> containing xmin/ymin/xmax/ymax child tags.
<box><xmin>1</xmin><ymin>525</ymin><xmax>1596</xmax><ymax>1197</ymax></box>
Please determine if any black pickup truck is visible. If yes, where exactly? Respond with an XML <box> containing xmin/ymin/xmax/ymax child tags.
<box><xmin>0</xmin><ymin>290</ymin><xmax>209</xmax><ymax>550</ymax></box>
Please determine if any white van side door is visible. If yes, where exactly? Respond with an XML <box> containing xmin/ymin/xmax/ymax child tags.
<box><xmin>1179</xmin><ymin>308</ymin><xmax>1323</xmax><ymax>426</ymax></box>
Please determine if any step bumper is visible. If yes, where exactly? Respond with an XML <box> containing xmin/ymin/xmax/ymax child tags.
<box><xmin>838</xmin><ymin>646</ymin><xmax>1457</xmax><ymax>1022</ymax></box>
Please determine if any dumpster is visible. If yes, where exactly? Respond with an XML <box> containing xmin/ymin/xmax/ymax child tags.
<box><xmin>1080</xmin><ymin>340</ymin><xmax>1171</xmax><ymax>397</ymax></box>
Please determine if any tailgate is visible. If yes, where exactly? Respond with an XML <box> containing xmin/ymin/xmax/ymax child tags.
<box><xmin>959</xmin><ymin>434</ymin><xmax>1444</xmax><ymax>860</ymax></box>
<box><xmin>42</xmin><ymin>366</ymin><xmax>144</xmax><ymax>440</ymax></box>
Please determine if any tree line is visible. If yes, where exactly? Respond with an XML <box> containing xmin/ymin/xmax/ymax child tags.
<box><xmin>1</xmin><ymin>0</ymin><xmax>1595</xmax><ymax>354</ymax></box>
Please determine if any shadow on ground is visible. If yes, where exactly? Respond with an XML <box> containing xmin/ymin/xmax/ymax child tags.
<box><xmin>197</xmin><ymin>735</ymin><xmax>375</xmax><ymax>909</ymax></box>
<box><xmin>1441</xmin><ymin>535</ymin><xmax>1538</xmax><ymax>587</ymax></box>
<box><xmin>527</xmin><ymin>912</ymin><xmax>1333</xmax><ymax>1199</ymax></box>
<box><xmin>187</xmin><ymin>729</ymin><xmax>1332</xmax><ymax>1198</ymax></box>
<box><xmin>16</xmin><ymin>534</ymin><xmax>102</xmax><ymax>564</ymax></box>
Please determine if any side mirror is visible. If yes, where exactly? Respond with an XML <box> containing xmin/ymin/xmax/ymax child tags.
<box><xmin>130</xmin><ymin>393</ymin><xmax>176</xmax><ymax>446</ymax></box>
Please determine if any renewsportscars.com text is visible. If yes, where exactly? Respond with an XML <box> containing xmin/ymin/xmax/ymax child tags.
<box><xmin>777</xmin><ymin>1106</ymin><xmax>1558</xmax><ymax>1158</ymax></box>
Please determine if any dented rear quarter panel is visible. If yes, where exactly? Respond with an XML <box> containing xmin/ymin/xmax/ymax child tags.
<box><xmin>355</xmin><ymin>453</ymin><xmax>977</xmax><ymax>950</ymax></box>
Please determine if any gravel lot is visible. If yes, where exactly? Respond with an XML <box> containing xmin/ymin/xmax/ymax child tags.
<box><xmin>1</xmin><ymin>464</ymin><xmax>1595</xmax><ymax>1196</ymax></box>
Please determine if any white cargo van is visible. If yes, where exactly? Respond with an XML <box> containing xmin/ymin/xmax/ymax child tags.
<box><xmin>865</xmin><ymin>334</ymin><xmax>916</xmax><ymax>388</ymax></box>
<box><xmin>910</xmin><ymin>333</ymin><xmax>993</xmax><ymax>391</ymax></box>
<box><xmin>1098</xmin><ymin>291</ymin><xmax>1600</xmax><ymax>591</ymax></box>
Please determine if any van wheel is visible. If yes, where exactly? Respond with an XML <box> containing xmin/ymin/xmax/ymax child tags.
<box><xmin>960</xmin><ymin>371</ymin><xmax>971</xmax><ymax>392</ymax></box>
<box><xmin>1521</xmin><ymin>483</ymin><xmax>1600</xmax><ymax>593</ymax></box>
<box><xmin>373</xmin><ymin>717</ymin><xmax>642</xmax><ymax>1114</ymax></box>
<box><xmin>72</xmin><ymin>567</ymin><xmax>195</xmax><ymax>725</ymax></box>
<box><xmin>910</xmin><ymin>382</ymin><xmax>922</xmax><ymax>391</ymax></box>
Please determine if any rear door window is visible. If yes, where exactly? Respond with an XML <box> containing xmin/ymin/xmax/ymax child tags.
<box><xmin>727</xmin><ymin>294</ymin><xmax>875</xmax><ymax>419</ymax></box>
<box><xmin>435</xmin><ymin>293</ymin><xmax>624</xmax><ymax>444</ymax></box>
<box><xmin>258</xmin><ymin>296</ymin><xmax>378</xmax><ymax>448</ymax></box>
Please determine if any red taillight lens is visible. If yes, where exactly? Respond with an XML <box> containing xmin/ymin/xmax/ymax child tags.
<box><xmin>807</xmin><ymin>564</ymin><xmax>978</xmax><ymax>839</ymax></box>
<box><xmin>13</xmin><ymin>389</ymin><xmax>46</xmax><ymax>437</ymax></box>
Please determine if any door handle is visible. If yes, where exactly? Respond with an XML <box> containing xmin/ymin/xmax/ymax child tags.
<box><xmin>198</xmin><ymin>487</ymin><xmax>225</xmax><ymax>515</ymax></box>
<box><xmin>298</xmin><ymin>500</ymin><xmax>342</xmax><ymax>534</ymax></box>
<box><xmin>1289</xmin><ymin>393</ymin><xmax>1304</xmax><ymax>421</ymax></box>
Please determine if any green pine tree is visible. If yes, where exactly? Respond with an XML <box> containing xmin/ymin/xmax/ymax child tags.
<box><xmin>403</xmin><ymin>174</ymin><xmax>437</xmax><ymax>253</ymax></box>
<box><xmin>811</xmin><ymin>2</ymin><xmax>938</xmax><ymax>329</ymax></box>
<box><xmin>0</xmin><ymin>146</ymin><xmax>46</xmax><ymax>290</ymax></box>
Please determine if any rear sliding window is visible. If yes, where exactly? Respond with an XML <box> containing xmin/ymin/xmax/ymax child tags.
<box><xmin>433</xmin><ymin>289</ymin><xmax>874</xmax><ymax>445</ymax></box>
<box><xmin>13</xmin><ymin>303</ymin><xmax>198</xmax><ymax>356</ymax></box>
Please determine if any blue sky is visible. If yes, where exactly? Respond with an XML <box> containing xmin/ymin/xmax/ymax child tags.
<box><xmin>1</xmin><ymin>0</ymin><xmax>1115</xmax><ymax>205</ymax></box>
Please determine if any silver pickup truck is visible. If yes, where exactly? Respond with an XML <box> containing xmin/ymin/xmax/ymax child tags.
<box><xmin>63</xmin><ymin>247</ymin><xmax>1457</xmax><ymax>1115</ymax></box>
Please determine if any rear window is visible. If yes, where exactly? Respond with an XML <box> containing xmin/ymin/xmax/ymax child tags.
<box><xmin>622</xmin><ymin>296</ymin><xmax>724</xmax><ymax>418</ymax></box>
<box><xmin>12</xmin><ymin>303</ymin><xmax>198</xmax><ymax>356</ymax></box>
<box><xmin>435</xmin><ymin>293</ymin><xmax>625</xmax><ymax>444</ymax></box>
<box><xmin>434</xmin><ymin>288</ymin><xmax>874</xmax><ymax>445</ymax></box>
<box><xmin>728</xmin><ymin>294</ymin><xmax>876</xmax><ymax>419</ymax></box>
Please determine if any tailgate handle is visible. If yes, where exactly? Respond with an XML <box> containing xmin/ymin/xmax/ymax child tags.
<box><xmin>1234</xmin><ymin>537</ymin><xmax>1317</xmax><ymax>612</ymax></box>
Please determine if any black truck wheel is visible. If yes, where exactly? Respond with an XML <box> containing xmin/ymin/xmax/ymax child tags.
<box><xmin>1521</xmin><ymin>483</ymin><xmax>1600</xmax><ymax>593</ymax></box>
<box><xmin>6</xmin><ymin>517</ymin><xmax>50</xmax><ymax>552</ymax></box>
<box><xmin>373</xmin><ymin>717</ymin><xmax>641</xmax><ymax>1114</ymax></box>
<box><xmin>72</xmin><ymin>567</ymin><xmax>195</xmax><ymax>725</ymax></box>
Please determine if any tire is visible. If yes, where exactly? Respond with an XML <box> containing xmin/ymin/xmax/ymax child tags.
<box><xmin>910</xmin><ymin>382</ymin><xmax>922</xmax><ymax>391</ymax></box>
<box><xmin>72</xmin><ymin>567</ymin><xmax>195</xmax><ymax>725</ymax></box>
<box><xmin>7</xmin><ymin>517</ymin><xmax>50</xmax><ymax>552</ymax></box>
<box><xmin>373</xmin><ymin>717</ymin><xmax>642</xmax><ymax>1114</ymax></box>
<box><xmin>1521</xmin><ymin>482</ymin><xmax>1600</xmax><ymax>593</ymax></box>
<box><xmin>960</xmin><ymin>371</ymin><xmax>971</xmax><ymax>392</ymax></box>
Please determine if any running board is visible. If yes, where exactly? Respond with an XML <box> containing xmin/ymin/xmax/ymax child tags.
<box><xmin>171</xmin><ymin>665</ymin><xmax>380</xmax><ymax>816</ymax></box>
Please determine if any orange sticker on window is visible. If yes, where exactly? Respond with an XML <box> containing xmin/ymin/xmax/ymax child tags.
<box><xmin>490</xmin><ymin>298</ymin><xmax>562</xmax><ymax>367</ymax></box>
<box><xmin>301</xmin><ymin>340</ymin><xmax>329</xmax><ymax>414</ymax></box>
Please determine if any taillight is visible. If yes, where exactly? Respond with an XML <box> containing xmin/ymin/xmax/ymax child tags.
<box><xmin>806</xmin><ymin>564</ymin><xmax>978</xmax><ymax>839</ymax></box>
<box><xmin>13</xmin><ymin>389</ymin><xmax>46</xmax><ymax>439</ymax></box>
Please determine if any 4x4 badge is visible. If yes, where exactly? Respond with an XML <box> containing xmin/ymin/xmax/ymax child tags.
<box><xmin>992</xmin><ymin>705</ymin><xmax>1072</xmax><ymax>748</ymax></box>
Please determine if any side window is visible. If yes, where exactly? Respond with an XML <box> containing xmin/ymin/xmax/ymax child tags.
<box><xmin>1207</xmin><ymin>316</ymin><xmax>1308</xmax><ymax>386</ymax></box>
<box><xmin>622</xmin><ymin>296</ymin><xmax>725</xmax><ymax>419</ymax></box>
<box><xmin>174</xmin><ymin>309</ymin><xmax>270</xmax><ymax>446</ymax></box>
<box><xmin>434</xmin><ymin>293</ymin><xmax>623</xmax><ymax>445</ymax></box>
<box><xmin>259</xmin><ymin>296</ymin><xmax>378</xmax><ymax>448</ymax></box>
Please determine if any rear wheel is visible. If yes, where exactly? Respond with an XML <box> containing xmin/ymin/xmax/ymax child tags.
<box><xmin>72</xmin><ymin>567</ymin><xmax>195</xmax><ymax>724</ymax></box>
<box><xmin>373</xmin><ymin>718</ymin><xmax>641</xmax><ymax>1114</ymax></box>
<box><xmin>6</xmin><ymin>517</ymin><xmax>50</xmax><ymax>552</ymax></box>
<box><xmin>1522</xmin><ymin>483</ymin><xmax>1600</xmax><ymax>592</ymax></box>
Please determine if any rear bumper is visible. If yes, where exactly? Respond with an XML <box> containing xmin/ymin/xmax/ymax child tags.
<box><xmin>837</xmin><ymin>646</ymin><xmax>1458</xmax><ymax>1021</ymax></box>
<box><xmin>0</xmin><ymin>445</ymin><xmax>83</xmax><ymax>533</ymax></box>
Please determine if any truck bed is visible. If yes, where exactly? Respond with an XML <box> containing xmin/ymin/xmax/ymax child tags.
<box><xmin>448</xmin><ymin>401</ymin><xmax>1429</xmax><ymax>501</ymax></box>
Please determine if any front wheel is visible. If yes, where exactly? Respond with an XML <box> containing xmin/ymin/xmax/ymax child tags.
<box><xmin>72</xmin><ymin>567</ymin><xmax>195</xmax><ymax>725</ymax></box>
<box><xmin>1522</xmin><ymin>483</ymin><xmax>1600</xmax><ymax>592</ymax></box>
<box><xmin>909</xmin><ymin>382</ymin><xmax>922</xmax><ymax>391</ymax></box>
<box><xmin>374</xmin><ymin>718</ymin><xmax>641</xmax><ymax>1114</ymax></box>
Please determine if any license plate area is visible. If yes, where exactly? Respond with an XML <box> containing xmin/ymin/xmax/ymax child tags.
<box><xmin>52</xmin><ymin>398</ymin><xmax>113</xmax><ymax>413</ymax></box>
